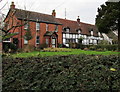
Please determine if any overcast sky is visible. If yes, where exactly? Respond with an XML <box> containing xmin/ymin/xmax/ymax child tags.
<box><xmin>0</xmin><ymin>0</ymin><xmax>107</xmax><ymax>24</ymax></box>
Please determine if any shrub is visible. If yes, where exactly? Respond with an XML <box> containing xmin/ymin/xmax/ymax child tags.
<box><xmin>39</xmin><ymin>43</ymin><xmax>48</xmax><ymax>49</ymax></box>
<box><xmin>3</xmin><ymin>42</ymin><xmax>18</xmax><ymax>53</ymax></box>
<box><xmin>2</xmin><ymin>55</ymin><xmax>120</xmax><ymax>91</ymax></box>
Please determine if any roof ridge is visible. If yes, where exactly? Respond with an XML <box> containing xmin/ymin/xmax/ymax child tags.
<box><xmin>57</xmin><ymin>18</ymin><xmax>77</xmax><ymax>22</ymax></box>
<box><xmin>15</xmin><ymin>8</ymin><xmax>53</xmax><ymax>17</ymax></box>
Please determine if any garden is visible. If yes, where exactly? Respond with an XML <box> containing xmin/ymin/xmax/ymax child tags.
<box><xmin>2</xmin><ymin>42</ymin><xmax>120</xmax><ymax>91</ymax></box>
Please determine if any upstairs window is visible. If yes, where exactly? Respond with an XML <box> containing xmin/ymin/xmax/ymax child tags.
<box><xmin>46</xmin><ymin>24</ymin><xmax>48</xmax><ymax>31</ymax></box>
<box><xmin>24</xmin><ymin>23</ymin><xmax>29</xmax><ymax>29</ymax></box>
<box><xmin>36</xmin><ymin>23</ymin><xmax>40</xmax><ymax>31</ymax></box>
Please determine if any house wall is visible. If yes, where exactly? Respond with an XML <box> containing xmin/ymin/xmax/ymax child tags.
<box><xmin>62</xmin><ymin>32</ymin><xmax>103</xmax><ymax>47</ymax></box>
<box><xmin>5</xmin><ymin>12</ymin><xmax>63</xmax><ymax>49</ymax></box>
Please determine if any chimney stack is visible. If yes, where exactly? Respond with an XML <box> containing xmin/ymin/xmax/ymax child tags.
<box><xmin>77</xmin><ymin>16</ymin><xmax>80</xmax><ymax>23</ymax></box>
<box><xmin>10</xmin><ymin>2</ymin><xmax>15</xmax><ymax>9</ymax></box>
<box><xmin>52</xmin><ymin>10</ymin><xmax>56</xmax><ymax>17</ymax></box>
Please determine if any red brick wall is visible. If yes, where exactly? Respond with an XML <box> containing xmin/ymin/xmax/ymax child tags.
<box><xmin>5</xmin><ymin>10</ymin><xmax>63</xmax><ymax>48</ymax></box>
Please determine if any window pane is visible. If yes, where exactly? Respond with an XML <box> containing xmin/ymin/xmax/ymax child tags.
<box><xmin>36</xmin><ymin>23</ymin><xmax>40</xmax><ymax>30</ymax></box>
<box><xmin>24</xmin><ymin>23</ymin><xmax>28</xmax><ymax>29</ymax></box>
<box><xmin>24</xmin><ymin>39</ymin><xmax>28</xmax><ymax>44</ymax></box>
<box><xmin>36</xmin><ymin>36</ymin><xmax>40</xmax><ymax>44</ymax></box>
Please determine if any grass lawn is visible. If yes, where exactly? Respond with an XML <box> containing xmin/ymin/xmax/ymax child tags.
<box><xmin>12</xmin><ymin>48</ymin><xmax>120</xmax><ymax>58</ymax></box>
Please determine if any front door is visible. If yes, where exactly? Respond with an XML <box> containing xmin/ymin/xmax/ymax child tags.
<box><xmin>52</xmin><ymin>38</ymin><xmax>56</xmax><ymax>47</ymax></box>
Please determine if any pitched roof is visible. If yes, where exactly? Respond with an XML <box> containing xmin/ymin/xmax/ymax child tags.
<box><xmin>14</xmin><ymin>8</ymin><xmax>61</xmax><ymax>25</ymax></box>
<box><xmin>57</xmin><ymin>18</ymin><xmax>99</xmax><ymax>36</ymax></box>
<box><xmin>8</xmin><ymin>8</ymin><xmax>99</xmax><ymax>37</ymax></box>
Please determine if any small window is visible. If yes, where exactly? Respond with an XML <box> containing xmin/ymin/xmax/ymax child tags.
<box><xmin>55</xmin><ymin>25</ymin><xmax>58</xmax><ymax>32</ymax></box>
<box><xmin>91</xmin><ymin>29</ymin><xmax>93</xmax><ymax>36</ymax></box>
<box><xmin>66</xmin><ymin>39</ymin><xmax>69</xmax><ymax>44</ymax></box>
<box><xmin>24</xmin><ymin>39</ymin><xmax>28</xmax><ymax>44</ymax></box>
<box><xmin>66</xmin><ymin>28</ymin><xmax>69</xmax><ymax>32</ymax></box>
<box><xmin>78</xmin><ymin>30</ymin><xmax>80</xmax><ymax>34</ymax></box>
<box><xmin>46</xmin><ymin>24</ymin><xmax>48</xmax><ymax>31</ymax></box>
<box><xmin>24</xmin><ymin>23</ymin><xmax>29</xmax><ymax>29</ymax></box>
<box><xmin>36</xmin><ymin>36</ymin><xmax>40</xmax><ymax>44</ymax></box>
<box><xmin>36</xmin><ymin>23</ymin><xmax>40</xmax><ymax>31</ymax></box>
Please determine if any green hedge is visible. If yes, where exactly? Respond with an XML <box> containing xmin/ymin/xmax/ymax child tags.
<box><xmin>76</xmin><ymin>44</ymin><xmax>118</xmax><ymax>51</ymax></box>
<box><xmin>3</xmin><ymin>55</ymin><xmax>120</xmax><ymax>91</ymax></box>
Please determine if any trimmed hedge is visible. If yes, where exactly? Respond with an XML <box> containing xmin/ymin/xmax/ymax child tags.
<box><xmin>76</xmin><ymin>44</ymin><xmax>118</xmax><ymax>51</ymax></box>
<box><xmin>2</xmin><ymin>55</ymin><xmax>120</xmax><ymax>91</ymax></box>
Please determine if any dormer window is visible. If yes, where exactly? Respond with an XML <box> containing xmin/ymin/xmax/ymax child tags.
<box><xmin>91</xmin><ymin>29</ymin><xmax>93</xmax><ymax>36</ymax></box>
<box><xmin>66</xmin><ymin>28</ymin><xmax>69</xmax><ymax>32</ymax></box>
<box><xmin>63</xmin><ymin>27</ymin><xmax>70</xmax><ymax>33</ymax></box>
<box><xmin>77</xmin><ymin>29</ymin><xmax>81</xmax><ymax>34</ymax></box>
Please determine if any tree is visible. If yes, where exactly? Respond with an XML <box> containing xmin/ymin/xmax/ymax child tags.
<box><xmin>95</xmin><ymin>1</ymin><xmax>120</xmax><ymax>50</ymax></box>
<box><xmin>96</xmin><ymin>2</ymin><xmax>119</xmax><ymax>33</ymax></box>
<box><xmin>0</xmin><ymin>2</ymin><xmax>30</xmax><ymax>52</ymax></box>
<box><xmin>24</xmin><ymin>23</ymin><xmax>32</xmax><ymax>41</ymax></box>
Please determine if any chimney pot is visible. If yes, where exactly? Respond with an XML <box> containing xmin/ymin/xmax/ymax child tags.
<box><xmin>77</xmin><ymin>16</ymin><xmax>80</xmax><ymax>23</ymax></box>
<box><xmin>10</xmin><ymin>2</ymin><xmax>15</xmax><ymax>9</ymax></box>
<box><xmin>52</xmin><ymin>10</ymin><xmax>56</xmax><ymax>17</ymax></box>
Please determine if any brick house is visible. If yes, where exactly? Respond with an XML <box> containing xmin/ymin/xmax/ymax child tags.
<box><xmin>4</xmin><ymin>2</ymin><xmax>103</xmax><ymax>49</ymax></box>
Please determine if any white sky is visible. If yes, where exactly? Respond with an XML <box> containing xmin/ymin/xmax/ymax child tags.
<box><xmin>0</xmin><ymin>0</ymin><xmax>107</xmax><ymax>24</ymax></box>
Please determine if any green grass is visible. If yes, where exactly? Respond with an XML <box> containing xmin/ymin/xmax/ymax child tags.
<box><xmin>12</xmin><ymin>49</ymin><xmax>120</xmax><ymax>58</ymax></box>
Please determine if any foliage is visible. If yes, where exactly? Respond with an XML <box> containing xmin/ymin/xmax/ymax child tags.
<box><xmin>98</xmin><ymin>40</ymin><xmax>110</xmax><ymax>45</ymax></box>
<box><xmin>96</xmin><ymin>2</ymin><xmax>119</xmax><ymax>33</ymax></box>
<box><xmin>23</xmin><ymin>45</ymin><xmax>34</xmax><ymax>53</ymax></box>
<box><xmin>2</xmin><ymin>55</ymin><xmax>120</xmax><ymax>91</ymax></box>
<box><xmin>39</xmin><ymin>43</ymin><xmax>48</xmax><ymax>49</ymax></box>
<box><xmin>3</xmin><ymin>42</ymin><xmax>18</xmax><ymax>53</ymax></box>
<box><xmin>93</xmin><ymin>45</ymin><xmax>118</xmax><ymax>51</ymax></box>
<box><xmin>24</xmin><ymin>24</ymin><xmax>32</xmax><ymax>41</ymax></box>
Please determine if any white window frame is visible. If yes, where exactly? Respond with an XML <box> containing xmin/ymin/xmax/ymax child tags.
<box><xmin>91</xmin><ymin>30</ymin><xmax>93</xmax><ymax>36</ymax></box>
<box><xmin>24</xmin><ymin>23</ymin><xmax>29</xmax><ymax>29</ymax></box>
<box><xmin>36</xmin><ymin>22</ymin><xmax>40</xmax><ymax>31</ymax></box>
<box><xmin>66</xmin><ymin>28</ymin><xmax>69</xmax><ymax>32</ymax></box>
<box><xmin>3</xmin><ymin>38</ymin><xmax>11</xmax><ymax>42</ymax></box>
<box><xmin>78</xmin><ymin>30</ymin><xmax>81</xmax><ymax>34</ymax></box>
<box><xmin>46</xmin><ymin>24</ymin><xmax>48</xmax><ymax>31</ymax></box>
<box><xmin>24</xmin><ymin>39</ymin><xmax>28</xmax><ymax>44</ymax></box>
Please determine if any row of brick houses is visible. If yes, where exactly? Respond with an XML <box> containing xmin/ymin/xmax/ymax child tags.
<box><xmin>4</xmin><ymin>2</ymin><xmax>103</xmax><ymax>48</ymax></box>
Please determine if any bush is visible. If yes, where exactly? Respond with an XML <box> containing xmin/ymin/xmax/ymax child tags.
<box><xmin>39</xmin><ymin>43</ymin><xmax>48</xmax><ymax>49</ymax></box>
<box><xmin>2</xmin><ymin>55</ymin><xmax>120</xmax><ymax>91</ymax></box>
<box><xmin>3</xmin><ymin>42</ymin><xmax>18</xmax><ymax>53</ymax></box>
